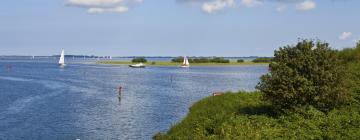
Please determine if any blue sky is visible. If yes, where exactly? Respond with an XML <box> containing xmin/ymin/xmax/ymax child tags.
<box><xmin>0</xmin><ymin>0</ymin><xmax>359</xmax><ymax>56</ymax></box>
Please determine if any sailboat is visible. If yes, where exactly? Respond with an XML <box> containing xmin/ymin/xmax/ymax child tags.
<box><xmin>181</xmin><ymin>56</ymin><xmax>190</xmax><ymax>68</ymax></box>
<box><xmin>58</xmin><ymin>49</ymin><xmax>66</xmax><ymax>67</ymax></box>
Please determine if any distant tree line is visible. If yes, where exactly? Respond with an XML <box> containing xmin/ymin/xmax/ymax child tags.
<box><xmin>132</xmin><ymin>57</ymin><xmax>147</xmax><ymax>63</ymax></box>
<box><xmin>237</xmin><ymin>59</ymin><xmax>244</xmax><ymax>63</ymax></box>
<box><xmin>171</xmin><ymin>57</ymin><xmax>230</xmax><ymax>63</ymax></box>
<box><xmin>252</xmin><ymin>57</ymin><xmax>272</xmax><ymax>63</ymax></box>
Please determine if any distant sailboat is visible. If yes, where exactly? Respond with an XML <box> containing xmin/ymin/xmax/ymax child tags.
<box><xmin>59</xmin><ymin>49</ymin><xmax>66</xmax><ymax>67</ymax></box>
<box><xmin>181</xmin><ymin>56</ymin><xmax>190</xmax><ymax>68</ymax></box>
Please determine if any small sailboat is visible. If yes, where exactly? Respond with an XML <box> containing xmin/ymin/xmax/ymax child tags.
<box><xmin>181</xmin><ymin>56</ymin><xmax>190</xmax><ymax>68</ymax></box>
<box><xmin>129</xmin><ymin>63</ymin><xmax>146</xmax><ymax>68</ymax></box>
<box><xmin>58</xmin><ymin>49</ymin><xmax>66</xmax><ymax>67</ymax></box>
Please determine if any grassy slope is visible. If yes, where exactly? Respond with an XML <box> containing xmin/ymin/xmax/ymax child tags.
<box><xmin>97</xmin><ymin>61</ymin><xmax>268</xmax><ymax>66</ymax></box>
<box><xmin>154</xmin><ymin>91</ymin><xmax>360</xmax><ymax>140</ymax></box>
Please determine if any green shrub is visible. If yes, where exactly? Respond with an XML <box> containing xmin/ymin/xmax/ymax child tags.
<box><xmin>154</xmin><ymin>92</ymin><xmax>360</xmax><ymax>139</ymax></box>
<box><xmin>237</xmin><ymin>59</ymin><xmax>244</xmax><ymax>63</ymax></box>
<box><xmin>256</xmin><ymin>40</ymin><xmax>349</xmax><ymax>112</ymax></box>
<box><xmin>252</xmin><ymin>57</ymin><xmax>272</xmax><ymax>63</ymax></box>
<box><xmin>338</xmin><ymin>41</ymin><xmax>360</xmax><ymax>63</ymax></box>
<box><xmin>132</xmin><ymin>57</ymin><xmax>147</xmax><ymax>63</ymax></box>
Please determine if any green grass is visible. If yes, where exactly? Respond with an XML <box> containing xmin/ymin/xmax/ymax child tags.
<box><xmin>154</xmin><ymin>60</ymin><xmax>360</xmax><ymax>139</ymax></box>
<box><xmin>97</xmin><ymin>61</ymin><xmax>268</xmax><ymax>66</ymax></box>
<box><xmin>154</xmin><ymin>91</ymin><xmax>360</xmax><ymax>140</ymax></box>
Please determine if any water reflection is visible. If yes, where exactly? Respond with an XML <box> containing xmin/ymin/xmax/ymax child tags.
<box><xmin>118</xmin><ymin>95</ymin><xmax>122</xmax><ymax>105</ymax></box>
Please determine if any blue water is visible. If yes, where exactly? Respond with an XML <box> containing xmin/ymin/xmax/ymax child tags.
<box><xmin>0</xmin><ymin>59</ymin><xmax>267</xmax><ymax>139</ymax></box>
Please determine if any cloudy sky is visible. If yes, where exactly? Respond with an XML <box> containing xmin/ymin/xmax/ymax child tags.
<box><xmin>0</xmin><ymin>0</ymin><xmax>359</xmax><ymax>56</ymax></box>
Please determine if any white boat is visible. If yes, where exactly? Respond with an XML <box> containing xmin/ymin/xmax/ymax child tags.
<box><xmin>181</xmin><ymin>56</ymin><xmax>190</xmax><ymax>68</ymax></box>
<box><xmin>129</xmin><ymin>63</ymin><xmax>145</xmax><ymax>68</ymax></box>
<box><xmin>58</xmin><ymin>49</ymin><xmax>66</xmax><ymax>67</ymax></box>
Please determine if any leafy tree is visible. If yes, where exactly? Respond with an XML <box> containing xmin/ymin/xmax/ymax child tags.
<box><xmin>132</xmin><ymin>57</ymin><xmax>147</xmax><ymax>63</ymax></box>
<box><xmin>237</xmin><ymin>59</ymin><xmax>245</xmax><ymax>63</ymax></box>
<box><xmin>337</xmin><ymin>41</ymin><xmax>360</xmax><ymax>63</ymax></box>
<box><xmin>256</xmin><ymin>40</ymin><xmax>349</xmax><ymax>112</ymax></box>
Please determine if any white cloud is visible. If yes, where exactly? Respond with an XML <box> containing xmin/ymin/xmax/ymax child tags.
<box><xmin>339</xmin><ymin>32</ymin><xmax>352</xmax><ymax>40</ymax></box>
<box><xmin>87</xmin><ymin>6</ymin><xmax>128</xmax><ymax>14</ymax></box>
<box><xmin>201</xmin><ymin>0</ymin><xmax>235</xmax><ymax>14</ymax></box>
<box><xmin>67</xmin><ymin>0</ymin><xmax>142</xmax><ymax>14</ymax></box>
<box><xmin>240</xmin><ymin>0</ymin><xmax>262</xmax><ymax>7</ymax></box>
<box><xmin>296</xmin><ymin>0</ymin><xmax>316</xmax><ymax>11</ymax></box>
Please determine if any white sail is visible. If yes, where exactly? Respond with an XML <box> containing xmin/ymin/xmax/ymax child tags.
<box><xmin>181</xmin><ymin>56</ymin><xmax>190</xmax><ymax>67</ymax></box>
<box><xmin>184</xmin><ymin>56</ymin><xmax>189</xmax><ymax>65</ymax></box>
<box><xmin>59</xmin><ymin>49</ymin><xmax>65</xmax><ymax>65</ymax></box>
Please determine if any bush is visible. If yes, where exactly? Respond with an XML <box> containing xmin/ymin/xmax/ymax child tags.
<box><xmin>256</xmin><ymin>40</ymin><xmax>349</xmax><ymax>112</ymax></box>
<box><xmin>237</xmin><ymin>59</ymin><xmax>245</xmax><ymax>63</ymax></box>
<box><xmin>337</xmin><ymin>41</ymin><xmax>360</xmax><ymax>63</ymax></box>
<box><xmin>131</xmin><ymin>57</ymin><xmax>147</xmax><ymax>63</ymax></box>
<box><xmin>252</xmin><ymin>57</ymin><xmax>272</xmax><ymax>63</ymax></box>
<box><xmin>154</xmin><ymin>92</ymin><xmax>360</xmax><ymax>140</ymax></box>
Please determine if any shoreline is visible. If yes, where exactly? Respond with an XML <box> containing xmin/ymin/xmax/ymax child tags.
<box><xmin>96</xmin><ymin>61</ymin><xmax>269</xmax><ymax>67</ymax></box>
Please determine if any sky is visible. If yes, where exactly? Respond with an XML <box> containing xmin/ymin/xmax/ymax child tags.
<box><xmin>0</xmin><ymin>0</ymin><xmax>359</xmax><ymax>56</ymax></box>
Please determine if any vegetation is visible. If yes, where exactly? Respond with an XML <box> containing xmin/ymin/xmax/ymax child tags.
<box><xmin>131</xmin><ymin>57</ymin><xmax>147</xmax><ymax>63</ymax></box>
<box><xmin>154</xmin><ymin>92</ymin><xmax>360</xmax><ymax>140</ymax></box>
<box><xmin>154</xmin><ymin>40</ymin><xmax>360</xmax><ymax>139</ymax></box>
<box><xmin>171</xmin><ymin>57</ymin><xmax>230</xmax><ymax>63</ymax></box>
<box><xmin>252</xmin><ymin>57</ymin><xmax>272</xmax><ymax>63</ymax></box>
<box><xmin>257</xmin><ymin>40</ymin><xmax>349</xmax><ymax>112</ymax></box>
<box><xmin>337</xmin><ymin>41</ymin><xmax>360</xmax><ymax>63</ymax></box>
<box><xmin>237</xmin><ymin>59</ymin><xmax>244</xmax><ymax>63</ymax></box>
<box><xmin>98</xmin><ymin>61</ymin><xmax>268</xmax><ymax>66</ymax></box>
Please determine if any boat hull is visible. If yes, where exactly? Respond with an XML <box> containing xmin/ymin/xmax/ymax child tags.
<box><xmin>59</xmin><ymin>64</ymin><xmax>66</xmax><ymax>67</ymax></box>
<box><xmin>129</xmin><ymin>65</ymin><xmax>145</xmax><ymax>68</ymax></box>
<box><xmin>180</xmin><ymin>65</ymin><xmax>190</xmax><ymax>68</ymax></box>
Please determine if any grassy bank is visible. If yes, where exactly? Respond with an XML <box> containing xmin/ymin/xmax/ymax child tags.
<box><xmin>154</xmin><ymin>91</ymin><xmax>360</xmax><ymax>139</ymax></box>
<box><xmin>154</xmin><ymin>61</ymin><xmax>360</xmax><ymax>139</ymax></box>
<box><xmin>97</xmin><ymin>61</ymin><xmax>268</xmax><ymax>66</ymax></box>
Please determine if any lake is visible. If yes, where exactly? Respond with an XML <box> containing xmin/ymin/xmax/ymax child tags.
<box><xmin>0</xmin><ymin>59</ymin><xmax>267</xmax><ymax>139</ymax></box>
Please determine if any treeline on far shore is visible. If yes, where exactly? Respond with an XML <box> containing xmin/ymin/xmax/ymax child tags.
<box><xmin>170</xmin><ymin>57</ymin><xmax>272</xmax><ymax>63</ymax></box>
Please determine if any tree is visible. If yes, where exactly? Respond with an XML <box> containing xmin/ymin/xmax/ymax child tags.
<box><xmin>252</xmin><ymin>57</ymin><xmax>272</xmax><ymax>63</ymax></box>
<box><xmin>237</xmin><ymin>59</ymin><xmax>245</xmax><ymax>63</ymax></box>
<box><xmin>256</xmin><ymin>40</ymin><xmax>349</xmax><ymax>112</ymax></box>
<box><xmin>337</xmin><ymin>41</ymin><xmax>360</xmax><ymax>63</ymax></box>
<box><xmin>132</xmin><ymin>57</ymin><xmax>147</xmax><ymax>63</ymax></box>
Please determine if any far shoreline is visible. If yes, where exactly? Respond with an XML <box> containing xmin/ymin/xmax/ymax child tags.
<box><xmin>96</xmin><ymin>61</ymin><xmax>269</xmax><ymax>67</ymax></box>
